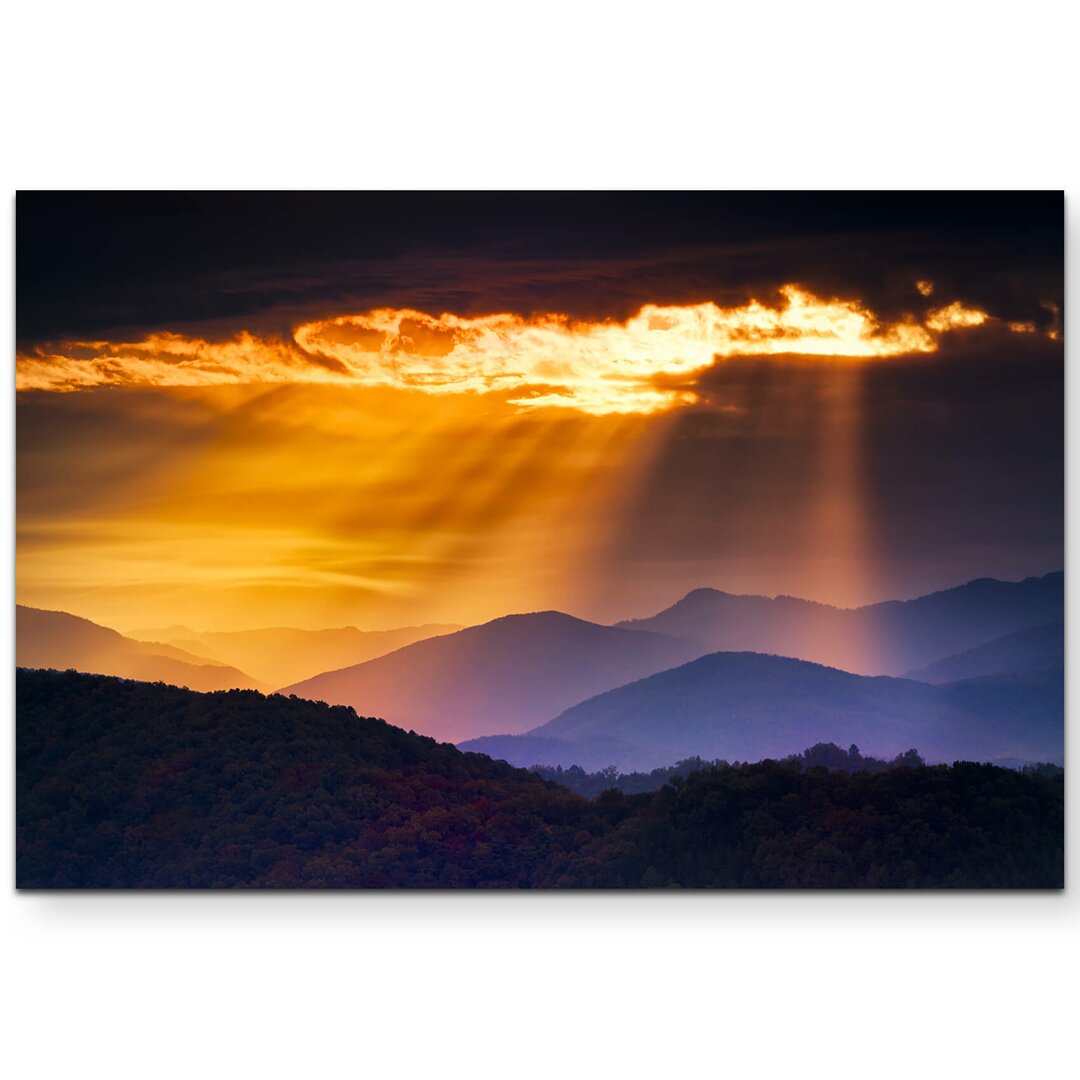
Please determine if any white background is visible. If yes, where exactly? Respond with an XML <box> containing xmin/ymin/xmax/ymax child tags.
<box><xmin>2</xmin><ymin>4</ymin><xmax>1076</xmax><ymax>1078</ymax></box>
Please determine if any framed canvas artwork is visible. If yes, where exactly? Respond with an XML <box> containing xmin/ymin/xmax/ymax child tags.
<box><xmin>15</xmin><ymin>191</ymin><xmax>1064</xmax><ymax>888</ymax></box>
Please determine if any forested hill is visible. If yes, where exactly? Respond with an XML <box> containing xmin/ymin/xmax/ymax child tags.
<box><xmin>532</xmin><ymin>744</ymin><xmax>932</xmax><ymax>798</ymax></box>
<box><xmin>16</xmin><ymin>668</ymin><xmax>591</xmax><ymax>888</ymax></box>
<box><xmin>17</xmin><ymin>669</ymin><xmax>1063</xmax><ymax>888</ymax></box>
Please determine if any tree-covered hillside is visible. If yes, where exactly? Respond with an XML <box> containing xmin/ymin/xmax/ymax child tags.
<box><xmin>16</xmin><ymin>669</ymin><xmax>594</xmax><ymax>888</ymax></box>
<box><xmin>543</xmin><ymin>759</ymin><xmax>1062</xmax><ymax>887</ymax></box>
<box><xmin>17</xmin><ymin>669</ymin><xmax>1063</xmax><ymax>888</ymax></box>
<box><xmin>532</xmin><ymin>743</ymin><xmax>925</xmax><ymax>798</ymax></box>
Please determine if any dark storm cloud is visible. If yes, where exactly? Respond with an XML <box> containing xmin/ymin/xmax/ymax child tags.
<box><xmin>609</xmin><ymin>326</ymin><xmax>1062</xmax><ymax>605</ymax></box>
<box><xmin>16</xmin><ymin>191</ymin><xmax>1062</xmax><ymax>345</ymax></box>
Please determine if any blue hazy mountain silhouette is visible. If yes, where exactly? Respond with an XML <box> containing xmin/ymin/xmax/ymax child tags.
<box><xmin>284</xmin><ymin>572</ymin><xmax>1063</xmax><ymax>748</ymax></box>
<box><xmin>460</xmin><ymin>651</ymin><xmax>1062</xmax><ymax>772</ymax></box>
<box><xmin>616</xmin><ymin>572</ymin><xmax>1063</xmax><ymax>676</ymax></box>
<box><xmin>903</xmin><ymin>622</ymin><xmax>1063</xmax><ymax>683</ymax></box>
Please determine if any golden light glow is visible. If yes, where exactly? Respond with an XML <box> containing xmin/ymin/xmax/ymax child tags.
<box><xmin>17</xmin><ymin>286</ymin><xmax>995</xmax><ymax>415</ymax></box>
<box><xmin>16</xmin><ymin>383</ymin><xmax>672</xmax><ymax>632</ymax></box>
<box><xmin>925</xmin><ymin>302</ymin><xmax>989</xmax><ymax>332</ymax></box>
<box><xmin>916</xmin><ymin>280</ymin><xmax>935</xmax><ymax>297</ymax></box>
<box><xmin>1007</xmin><ymin>321</ymin><xmax>1037</xmax><ymax>334</ymax></box>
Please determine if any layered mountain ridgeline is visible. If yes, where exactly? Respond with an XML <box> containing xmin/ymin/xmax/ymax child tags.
<box><xmin>617</xmin><ymin>572</ymin><xmax>1063</xmax><ymax>676</ymax></box>
<box><xmin>16</xmin><ymin>606</ymin><xmax>266</xmax><ymax>693</ymax></box>
<box><xmin>16</xmin><ymin>670</ymin><xmax>1063</xmax><ymax>888</ymax></box>
<box><xmin>460</xmin><ymin>652</ymin><xmax>1063</xmax><ymax>772</ymax></box>
<box><xmin>273</xmin><ymin>573</ymin><xmax>1061</xmax><ymax>746</ymax></box>
<box><xmin>903</xmin><ymin>623</ymin><xmax>1063</xmax><ymax>683</ymax></box>
<box><xmin>125</xmin><ymin>622</ymin><xmax>461</xmax><ymax>689</ymax></box>
<box><xmin>279</xmin><ymin>611</ymin><xmax>699</xmax><ymax>742</ymax></box>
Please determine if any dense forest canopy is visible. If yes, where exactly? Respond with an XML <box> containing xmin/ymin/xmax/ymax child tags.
<box><xmin>16</xmin><ymin>669</ymin><xmax>1063</xmax><ymax>888</ymax></box>
<box><xmin>531</xmin><ymin>743</ymin><xmax>932</xmax><ymax>798</ymax></box>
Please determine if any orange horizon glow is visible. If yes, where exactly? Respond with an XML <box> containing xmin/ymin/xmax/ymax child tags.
<box><xmin>17</xmin><ymin>285</ymin><xmax>1003</xmax><ymax>415</ymax></box>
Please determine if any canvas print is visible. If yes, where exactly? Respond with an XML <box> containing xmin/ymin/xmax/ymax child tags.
<box><xmin>15</xmin><ymin>191</ymin><xmax>1063</xmax><ymax>888</ymax></box>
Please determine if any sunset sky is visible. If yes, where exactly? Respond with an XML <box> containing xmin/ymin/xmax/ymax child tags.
<box><xmin>16</xmin><ymin>192</ymin><xmax>1063</xmax><ymax>632</ymax></box>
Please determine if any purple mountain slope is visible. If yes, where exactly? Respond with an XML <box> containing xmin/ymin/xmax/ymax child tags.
<box><xmin>279</xmin><ymin>611</ymin><xmax>699</xmax><ymax>742</ymax></box>
<box><xmin>460</xmin><ymin>650</ymin><xmax>1062</xmax><ymax>772</ymax></box>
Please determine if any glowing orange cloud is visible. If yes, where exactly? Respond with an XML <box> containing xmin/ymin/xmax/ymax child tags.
<box><xmin>924</xmin><ymin>302</ymin><xmax>989</xmax><ymax>332</ymax></box>
<box><xmin>17</xmin><ymin>286</ymin><xmax>998</xmax><ymax>414</ymax></box>
<box><xmin>16</xmin><ymin>332</ymin><xmax>345</xmax><ymax>395</ymax></box>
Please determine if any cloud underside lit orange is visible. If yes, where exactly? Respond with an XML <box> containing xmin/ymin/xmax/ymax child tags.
<box><xmin>18</xmin><ymin>286</ymin><xmax>1000</xmax><ymax>414</ymax></box>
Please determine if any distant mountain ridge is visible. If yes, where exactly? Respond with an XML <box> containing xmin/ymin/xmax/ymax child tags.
<box><xmin>16</xmin><ymin>606</ymin><xmax>266</xmax><ymax>692</ymax></box>
<box><xmin>279</xmin><ymin>610</ymin><xmax>700</xmax><ymax>742</ymax></box>
<box><xmin>20</xmin><ymin>571</ymin><xmax>1064</xmax><ymax>756</ymax></box>
<box><xmin>616</xmin><ymin>572</ymin><xmax>1063</xmax><ymax>676</ymax></box>
<box><xmin>903</xmin><ymin>623</ymin><xmax>1063</xmax><ymax>683</ymax></box>
<box><xmin>126</xmin><ymin>622</ymin><xmax>461</xmax><ymax>687</ymax></box>
<box><xmin>460</xmin><ymin>650</ymin><xmax>1063</xmax><ymax>772</ymax></box>
<box><xmin>278</xmin><ymin>571</ymin><xmax>1063</xmax><ymax>745</ymax></box>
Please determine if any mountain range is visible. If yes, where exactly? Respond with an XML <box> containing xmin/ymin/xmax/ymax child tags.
<box><xmin>617</xmin><ymin>572</ymin><xmax>1063</xmax><ymax>676</ymax></box>
<box><xmin>16</xmin><ymin>606</ymin><xmax>266</xmax><ymax>693</ymax></box>
<box><xmin>459</xmin><ymin>651</ymin><xmax>1063</xmax><ymax>771</ymax></box>
<box><xmin>902</xmin><ymin>622</ymin><xmax>1063</xmax><ymax>683</ymax></box>
<box><xmin>279</xmin><ymin>611</ymin><xmax>700</xmax><ymax>742</ymax></box>
<box><xmin>125</xmin><ymin>622</ymin><xmax>460</xmax><ymax>687</ymax></box>
<box><xmin>281</xmin><ymin>571</ymin><xmax>1063</xmax><ymax>748</ymax></box>
<box><xmin>17</xmin><ymin>571</ymin><xmax>1065</xmax><ymax>768</ymax></box>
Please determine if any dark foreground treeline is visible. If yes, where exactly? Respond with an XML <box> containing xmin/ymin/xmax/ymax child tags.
<box><xmin>536</xmin><ymin>745</ymin><xmax>1064</xmax><ymax>799</ymax></box>
<box><xmin>17</xmin><ymin>669</ymin><xmax>1063</xmax><ymax>888</ymax></box>
<box><xmin>533</xmin><ymin>743</ymin><xmax>931</xmax><ymax>798</ymax></box>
